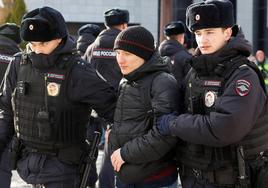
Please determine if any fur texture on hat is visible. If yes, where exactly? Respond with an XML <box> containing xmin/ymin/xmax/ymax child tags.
<box><xmin>104</xmin><ymin>8</ymin><xmax>129</xmax><ymax>26</ymax></box>
<box><xmin>0</xmin><ymin>23</ymin><xmax>21</xmax><ymax>44</ymax></box>
<box><xmin>186</xmin><ymin>0</ymin><xmax>234</xmax><ymax>32</ymax></box>
<box><xmin>114</xmin><ymin>26</ymin><xmax>154</xmax><ymax>61</ymax></box>
<box><xmin>164</xmin><ymin>21</ymin><xmax>186</xmax><ymax>36</ymax></box>
<box><xmin>20</xmin><ymin>6</ymin><xmax>67</xmax><ymax>42</ymax></box>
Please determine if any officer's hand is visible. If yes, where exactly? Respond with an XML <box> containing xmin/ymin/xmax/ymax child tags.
<box><xmin>156</xmin><ymin>112</ymin><xmax>177</xmax><ymax>135</ymax></box>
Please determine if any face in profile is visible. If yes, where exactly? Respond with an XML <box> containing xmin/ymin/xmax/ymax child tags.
<box><xmin>194</xmin><ymin>27</ymin><xmax>232</xmax><ymax>54</ymax></box>
<box><xmin>116</xmin><ymin>49</ymin><xmax>145</xmax><ymax>75</ymax></box>
<box><xmin>29</xmin><ymin>39</ymin><xmax>62</xmax><ymax>55</ymax></box>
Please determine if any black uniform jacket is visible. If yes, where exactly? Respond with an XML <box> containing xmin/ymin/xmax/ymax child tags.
<box><xmin>0</xmin><ymin>36</ymin><xmax>117</xmax><ymax>151</ymax></box>
<box><xmin>0</xmin><ymin>35</ymin><xmax>20</xmax><ymax>55</ymax></box>
<box><xmin>0</xmin><ymin>35</ymin><xmax>21</xmax><ymax>82</ymax></box>
<box><xmin>83</xmin><ymin>28</ymin><xmax>122</xmax><ymax>89</ymax></box>
<box><xmin>159</xmin><ymin>39</ymin><xmax>191</xmax><ymax>83</ymax></box>
<box><xmin>109</xmin><ymin>52</ymin><xmax>180</xmax><ymax>182</ymax></box>
<box><xmin>169</xmin><ymin>29</ymin><xmax>267</xmax><ymax>147</ymax></box>
<box><xmin>76</xmin><ymin>32</ymin><xmax>97</xmax><ymax>56</ymax></box>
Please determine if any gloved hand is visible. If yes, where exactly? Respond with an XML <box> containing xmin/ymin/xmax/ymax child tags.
<box><xmin>156</xmin><ymin>112</ymin><xmax>177</xmax><ymax>135</ymax></box>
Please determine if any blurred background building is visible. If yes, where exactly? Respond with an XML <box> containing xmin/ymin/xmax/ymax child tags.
<box><xmin>0</xmin><ymin>0</ymin><xmax>267</xmax><ymax>54</ymax></box>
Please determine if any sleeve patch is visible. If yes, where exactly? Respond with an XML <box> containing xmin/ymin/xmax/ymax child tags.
<box><xmin>235</xmin><ymin>79</ymin><xmax>251</xmax><ymax>96</ymax></box>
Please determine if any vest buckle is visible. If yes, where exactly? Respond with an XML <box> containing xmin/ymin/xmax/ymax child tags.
<box><xmin>192</xmin><ymin>168</ymin><xmax>202</xmax><ymax>179</ymax></box>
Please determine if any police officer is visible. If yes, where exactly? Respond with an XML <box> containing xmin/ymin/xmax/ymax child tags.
<box><xmin>157</xmin><ymin>0</ymin><xmax>268</xmax><ymax>187</ymax></box>
<box><xmin>0</xmin><ymin>7</ymin><xmax>116</xmax><ymax>188</ymax></box>
<box><xmin>76</xmin><ymin>24</ymin><xmax>101</xmax><ymax>56</ymax></box>
<box><xmin>84</xmin><ymin>8</ymin><xmax>129</xmax><ymax>188</ymax></box>
<box><xmin>0</xmin><ymin>22</ymin><xmax>21</xmax><ymax>188</ymax></box>
<box><xmin>0</xmin><ymin>23</ymin><xmax>21</xmax><ymax>81</ymax></box>
<box><xmin>159</xmin><ymin>21</ymin><xmax>191</xmax><ymax>84</ymax></box>
<box><xmin>83</xmin><ymin>8</ymin><xmax>129</xmax><ymax>90</ymax></box>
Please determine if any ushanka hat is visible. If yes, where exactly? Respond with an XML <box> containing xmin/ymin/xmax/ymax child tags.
<box><xmin>164</xmin><ymin>21</ymin><xmax>186</xmax><ymax>36</ymax></box>
<box><xmin>20</xmin><ymin>6</ymin><xmax>67</xmax><ymax>41</ymax></box>
<box><xmin>104</xmin><ymin>8</ymin><xmax>129</xmax><ymax>26</ymax></box>
<box><xmin>0</xmin><ymin>23</ymin><xmax>21</xmax><ymax>44</ymax></box>
<box><xmin>186</xmin><ymin>0</ymin><xmax>234</xmax><ymax>32</ymax></box>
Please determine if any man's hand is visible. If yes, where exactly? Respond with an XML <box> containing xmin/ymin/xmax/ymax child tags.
<box><xmin>156</xmin><ymin>113</ymin><xmax>177</xmax><ymax>135</ymax></box>
<box><xmin>111</xmin><ymin>148</ymin><xmax>125</xmax><ymax>172</ymax></box>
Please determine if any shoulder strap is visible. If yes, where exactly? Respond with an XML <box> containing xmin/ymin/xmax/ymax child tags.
<box><xmin>221</xmin><ymin>56</ymin><xmax>266</xmax><ymax>94</ymax></box>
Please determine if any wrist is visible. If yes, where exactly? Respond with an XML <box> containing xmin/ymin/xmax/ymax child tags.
<box><xmin>120</xmin><ymin>147</ymin><xmax>126</xmax><ymax>162</ymax></box>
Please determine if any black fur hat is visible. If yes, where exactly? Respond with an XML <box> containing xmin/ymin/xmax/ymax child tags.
<box><xmin>186</xmin><ymin>0</ymin><xmax>234</xmax><ymax>32</ymax></box>
<box><xmin>78</xmin><ymin>24</ymin><xmax>101</xmax><ymax>38</ymax></box>
<box><xmin>20</xmin><ymin>6</ymin><xmax>67</xmax><ymax>42</ymax></box>
<box><xmin>164</xmin><ymin>21</ymin><xmax>186</xmax><ymax>36</ymax></box>
<box><xmin>0</xmin><ymin>23</ymin><xmax>21</xmax><ymax>44</ymax></box>
<box><xmin>104</xmin><ymin>8</ymin><xmax>129</xmax><ymax>26</ymax></box>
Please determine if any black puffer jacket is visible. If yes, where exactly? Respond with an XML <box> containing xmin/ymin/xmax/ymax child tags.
<box><xmin>83</xmin><ymin>28</ymin><xmax>122</xmax><ymax>89</ymax></box>
<box><xmin>109</xmin><ymin>52</ymin><xmax>180</xmax><ymax>183</ymax></box>
<box><xmin>159</xmin><ymin>39</ymin><xmax>191</xmax><ymax>83</ymax></box>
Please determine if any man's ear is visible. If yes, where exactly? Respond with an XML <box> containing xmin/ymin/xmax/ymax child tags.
<box><xmin>224</xmin><ymin>27</ymin><xmax>233</xmax><ymax>41</ymax></box>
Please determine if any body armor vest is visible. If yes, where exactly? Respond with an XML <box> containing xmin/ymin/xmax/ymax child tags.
<box><xmin>180</xmin><ymin>58</ymin><xmax>268</xmax><ymax>171</ymax></box>
<box><xmin>13</xmin><ymin>54</ymin><xmax>90</xmax><ymax>151</ymax></box>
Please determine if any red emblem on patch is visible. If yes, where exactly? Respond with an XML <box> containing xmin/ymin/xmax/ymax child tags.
<box><xmin>235</xmin><ymin>79</ymin><xmax>251</xmax><ymax>96</ymax></box>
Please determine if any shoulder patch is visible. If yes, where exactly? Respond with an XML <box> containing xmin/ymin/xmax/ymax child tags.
<box><xmin>235</xmin><ymin>79</ymin><xmax>251</xmax><ymax>96</ymax></box>
<box><xmin>92</xmin><ymin>48</ymin><xmax>116</xmax><ymax>59</ymax></box>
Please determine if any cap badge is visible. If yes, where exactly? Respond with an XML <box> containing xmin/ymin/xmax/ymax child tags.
<box><xmin>29</xmin><ymin>24</ymin><xmax>34</xmax><ymax>30</ymax></box>
<box><xmin>195</xmin><ymin>14</ymin><xmax>200</xmax><ymax>21</ymax></box>
<box><xmin>47</xmin><ymin>82</ymin><xmax>60</xmax><ymax>97</ymax></box>
<box><xmin>204</xmin><ymin>91</ymin><xmax>217</xmax><ymax>107</ymax></box>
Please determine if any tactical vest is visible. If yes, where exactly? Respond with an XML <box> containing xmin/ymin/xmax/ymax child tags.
<box><xmin>13</xmin><ymin>54</ymin><xmax>90</xmax><ymax>151</ymax></box>
<box><xmin>180</xmin><ymin>57</ymin><xmax>268</xmax><ymax>171</ymax></box>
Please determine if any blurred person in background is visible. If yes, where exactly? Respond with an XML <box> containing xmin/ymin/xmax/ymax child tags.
<box><xmin>159</xmin><ymin>21</ymin><xmax>191</xmax><ymax>84</ymax></box>
<box><xmin>256</xmin><ymin>50</ymin><xmax>268</xmax><ymax>90</ymax></box>
<box><xmin>76</xmin><ymin>24</ymin><xmax>101</xmax><ymax>56</ymax></box>
<box><xmin>0</xmin><ymin>22</ymin><xmax>21</xmax><ymax>188</ymax></box>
